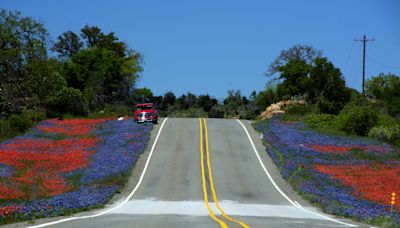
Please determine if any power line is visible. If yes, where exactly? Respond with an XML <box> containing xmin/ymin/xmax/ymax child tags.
<box><xmin>355</xmin><ymin>35</ymin><xmax>374</xmax><ymax>96</ymax></box>
<box><xmin>366</xmin><ymin>54</ymin><xmax>400</xmax><ymax>69</ymax></box>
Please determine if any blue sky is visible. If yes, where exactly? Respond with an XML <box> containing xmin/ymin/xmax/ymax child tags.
<box><xmin>2</xmin><ymin>0</ymin><xmax>400</xmax><ymax>99</ymax></box>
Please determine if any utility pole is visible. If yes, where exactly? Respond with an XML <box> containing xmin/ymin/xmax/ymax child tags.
<box><xmin>355</xmin><ymin>35</ymin><xmax>374</xmax><ymax>96</ymax></box>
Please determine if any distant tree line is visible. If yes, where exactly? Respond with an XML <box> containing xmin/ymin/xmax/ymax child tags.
<box><xmin>134</xmin><ymin>88</ymin><xmax>260</xmax><ymax>119</ymax></box>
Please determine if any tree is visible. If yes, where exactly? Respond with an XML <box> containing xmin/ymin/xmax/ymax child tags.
<box><xmin>366</xmin><ymin>73</ymin><xmax>400</xmax><ymax>117</ymax></box>
<box><xmin>62</xmin><ymin>25</ymin><xmax>143</xmax><ymax>109</ymax></box>
<box><xmin>52</xmin><ymin>31</ymin><xmax>83</xmax><ymax>58</ymax></box>
<box><xmin>308</xmin><ymin>58</ymin><xmax>351</xmax><ymax>114</ymax></box>
<box><xmin>267</xmin><ymin>44</ymin><xmax>322</xmax><ymax>76</ymax></box>
<box><xmin>276</xmin><ymin>60</ymin><xmax>311</xmax><ymax>99</ymax></box>
<box><xmin>0</xmin><ymin>10</ymin><xmax>49</xmax><ymax>107</ymax></box>
<box><xmin>176</xmin><ymin>93</ymin><xmax>198</xmax><ymax>110</ymax></box>
<box><xmin>135</xmin><ymin>88</ymin><xmax>154</xmax><ymax>103</ymax></box>
<box><xmin>163</xmin><ymin>92</ymin><xmax>176</xmax><ymax>106</ymax></box>
<box><xmin>80</xmin><ymin>25</ymin><xmax>125</xmax><ymax>56</ymax></box>
<box><xmin>22</xmin><ymin>58</ymin><xmax>66</xmax><ymax>106</ymax></box>
<box><xmin>252</xmin><ymin>83</ymin><xmax>279</xmax><ymax>112</ymax></box>
<box><xmin>80</xmin><ymin>25</ymin><xmax>103</xmax><ymax>47</ymax></box>
<box><xmin>198</xmin><ymin>94</ymin><xmax>217</xmax><ymax>112</ymax></box>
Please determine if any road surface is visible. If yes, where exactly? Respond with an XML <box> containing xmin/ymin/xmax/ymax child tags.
<box><xmin>27</xmin><ymin>118</ymin><xmax>360</xmax><ymax>228</ymax></box>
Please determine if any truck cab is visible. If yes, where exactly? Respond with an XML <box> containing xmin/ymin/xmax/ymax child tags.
<box><xmin>133</xmin><ymin>103</ymin><xmax>158</xmax><ymax>124</ymax></box>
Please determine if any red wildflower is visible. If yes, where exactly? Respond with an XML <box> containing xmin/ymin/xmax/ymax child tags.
<box><xmin>0</xmin><ymin>185</ymin><xmax>26</xmax><ymax>199</ymax></box>
<box><xmin>38</xmin><ymin>118</ymin><xmax>108</xmax><ymax>136</ymax></box>
<box><xmin>307</xmin><ymin>145</ymin><xmax>387</xmax><ymax>153</ymax></box>
<box><xmin>0</xmin><ymin>138</ymin><xmax>98</xmax><ymax>200</ymax></box>
<box><xmin>315</xmin><ymin>164</ymin><xmax>400</xmax><ymax>209</ymax></box>
<box><xmin>0</xmin><ymin>205</ymin><xmax>22</xmax><ymax>218</ymax></box>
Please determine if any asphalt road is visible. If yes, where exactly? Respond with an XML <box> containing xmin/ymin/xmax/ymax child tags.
<box><xmin>26</xmin><ymin>118</ymin><xmax>361</xmax><ymax>228</ymax></box>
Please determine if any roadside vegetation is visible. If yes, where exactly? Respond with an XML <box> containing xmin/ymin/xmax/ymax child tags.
<box><xmin>0</xmin><ymin>118</ymin><xmax>152</xmax><ymax>224</ymax></box>
<box><xmin>0</xmin><ymin>9</ymin><xmax>142</xmax><ymax>142</ymax></box>
<box><xmin>0</xmin><ymin>10</ymin><xmax>153</xmax><ymax>224</ymax></box>
<box><xmin>253</xmin><ymin>46</ymin><xmax>400</xmax><ymax>227</ymax></box>
<box><xmin>256</xmin><ymin>117</ymin><xmax>399</xmax><ymax>227</ymax></box>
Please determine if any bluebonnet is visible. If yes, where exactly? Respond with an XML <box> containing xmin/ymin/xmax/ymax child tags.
<box><xmin>257</xmin><ymin>117</ymin><xmax>400</xmax><ymax>224</ymax></box>
<box><xmin>81</xmin><ymin>120</ymin><xmax>152</xmax><ymax>183</ymax></box>
<box><xmin>0</xmin><ymin>118</ymin><xmax>152</xmax><ymax>222</ymax></box>
<box><xmin>0</xmin><ymin>164</ymin><xmax>13</xmax><ymax>178</ymax></box>
<box><xmin>16</xmin><ymin>186</ymin><xmax>118</xmax><ymax>219</ymax></box>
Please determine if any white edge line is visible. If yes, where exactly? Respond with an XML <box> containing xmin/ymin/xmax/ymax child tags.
<box><xmin>28</xmin><ymin>118</ymin><xmax>169</xmax><ymax>228</ymax></box>
<box><xmin>236</xmin><ymin>119</ymin><xmax>357</xmax><ymax>227</ymax></box>
<box><xmin>294</xmin><ymin>201</ymin><xmax>302</xmax><ymax>208</ymax></box>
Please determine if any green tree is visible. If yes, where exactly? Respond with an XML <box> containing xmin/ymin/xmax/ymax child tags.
<box><xmin>163</xmin><ymin>92</ymin><xmax>176</xmax><ymax>106</ymax></box>
<box><xmin>366</xmin><ymin>73</ymin><xmax>400</xmax><ymax>117</ymax></box>
<box><xmin>267</xmin><ymin>44</ymin><xmax>322</xmax><ymax>76</ymax></box>
<box><xmin>276</xmin><ymin>60</ymin><xmax>311</xmax><ymax>99</ymax></box>
<box><xmin>252</xmin><ymin>83</ymin><xmax>279</xmax><ymax>112</ymax></box>
<box><xmin>80</xmin><ymin>25</ymin><xmax>103</xmax><ymax>47</ymax></box>
<box><xmin>62</xmin><ymin>31</ymin><xmax>142</xmax><ymax>109</ymax></box>
<box><xmin>80</xmin><ymin>25</ymin><xmax>125</xmax><ymax>57</ymax></box>
<box><xmin>308</xmin><ymin>58</ymin><xmax>351</xmax><ymax>114</ymax></box>
<box><xmin>23</xmin><ymin>58</ymin><xmax>66</xmax><ymax>106</ymax></box>
<box><xmin>52</xmin><ymin>31</ymin><xmax>83</xmax><ymax>58</ymax></box>
<box><xmin>135</xmin><ymin>88</ymin><xmax>154</xmax><ymax>103</ymax></box>
<box><xmin>223</xmin><ymin>90</ymin><xmax>245</xmax><ymax>117</ymax></box>
<box><xmin>176</xmin><ymin>93</ymin><xmax>198</xmax><ymax>110</ymax></box>
<box><xmin>198</xmin><ymin>94</ymin><xmax>217</xmax><ymax>112</ymax></box>
<box><xmin>0</xmin><ymin>10</ymin><xmax>50</xmax><ymax>108</ymax></box>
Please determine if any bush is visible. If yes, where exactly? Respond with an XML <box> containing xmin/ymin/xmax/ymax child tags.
<box><xmin>305</xmin><ymin>113</ymin><xmax>337</xmax><ymax>130</ymax></box>
<box><xmin>337</xmin><ymin>105</ymin><xmax>379</xmax><ymax>136</ymax></box>
<box><xmin>208</xmin><ymin>105</ymin><xmax>225</xmax><ymax>118</ymax></box>
<box><xmin>238</xmin><ymin>105</ymin><xmax>258</xmax><ymax>120</ymax></box>
<box><xmin>7</xmin><ymin>113</ymin><xmax>33</xmax><ymax>133</ymax></box>
<box><xmin>46</xmin><ymin>87</ymin><xmax>88</xmax><ymax>117</ymax></box>
<box><xmin>368</xmin><ymin>125</ymin><xmax>400</xmax><ymax>146</ymax></box>
<box><xmin>0</xmin><ymin>102</ymin><xmax>20</xmax><ymax>120</ymax></box>
<box><xmin>88</xmin><ymin>104</ymin><xmax>132</xmax><ymax>118</ymax></box>
<box><xmin>169</xmin><ymin>107</ymin><xmax>207</xmax><ymax>118</ymax></box>
<box><xmin>0</xmin><ymin>108</ymin><xmax>46</xmax><ymax>141</ymax></box>
<box><xmin>285</xmin><ymin>104</ymin><xmax>308</xmax><ymax>115</ymax></box>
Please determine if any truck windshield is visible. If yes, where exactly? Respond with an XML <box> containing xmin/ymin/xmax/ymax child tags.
<box><xmin>136</xmin><ymin>106</ymin><xmax>152</xmax><ymax>110</ymax></box>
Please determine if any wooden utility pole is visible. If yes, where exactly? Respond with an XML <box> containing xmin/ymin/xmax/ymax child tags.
<box><xmin>355</xmin><ymin>35</ymin><xmax>374</xmax><ymax>96</ymax></box>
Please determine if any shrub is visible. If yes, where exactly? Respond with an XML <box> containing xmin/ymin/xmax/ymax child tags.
<box><xmin>46</xmin><ymin>87</ymin><xmax>88</xmax><ymax>117</ymax></box>
<box><xmin>0</xmin><ymin>109</ymin><xmax>46</xmax><ymax>141</ymax></box>
<box><xmin>368</xmin><ymin>124</ymin><xmax>400</xmax><ymax>146</ymax></box>
<box><xmin>7</xmin><ymin>113</ymin><xmax>33</xmax><ymax>133</ymax></box>
<box><xmin>0</xmin><ymin>102</ymin><xmax>20</xmax><ymax>120</ymax></box>
<box><xmin>305</xmin><ymin>113</ymin><xmax>337</xmax><ymax>130</ymax></box>
<box><xmin>208</xmin><ymin>105</ymin><xmax>225</xmax><ymax>118</ymax></box>
<box><xmin>169</xmin><ymin>107</ymin><xmax>207</xmax><ymax>118</ymax></box>
<box><xmin>88</xmin><ymin>104</ymin><xmax>132</xmax><ymax>118</ymax></box>
<box><xmin>337</xmin><ymin>105</ymin><xmax>379</xmax><ymax>136</ymax></box>
<box><xmin>285</xmin><ymin>104</ymin><xmax>308</xmax><ymax>115</ymax></box>
<box><xmin>238</xmin><ymin>105</ymin><xmax>258</xmax><ymax>120</ymax></box>
<box><xmin>376</xmin><ymin>112</ymin><xmax>398</xmax><ymax>126</ymax></box>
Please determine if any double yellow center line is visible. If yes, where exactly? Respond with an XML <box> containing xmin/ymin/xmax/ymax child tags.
<box><xmin>199</xmin><ymin>118</ymin><xmax>250</xmax><ymax>228</ymax></box>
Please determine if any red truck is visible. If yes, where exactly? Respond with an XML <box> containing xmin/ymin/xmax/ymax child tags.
<box><xmin>133</xmin><ymin>103</ymin><xmax>158</xmax><ymax>124</ymax></box>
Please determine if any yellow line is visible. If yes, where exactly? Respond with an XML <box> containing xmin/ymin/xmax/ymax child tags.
<box><xmin>199</xmin><ymin>118</ymin><xmax>228</xmax><ymax>228</ymax></box>
<box><xmin>203</xmin><ymin>118</ymin><xmax>250</xmax><ymax>228</ymax></box>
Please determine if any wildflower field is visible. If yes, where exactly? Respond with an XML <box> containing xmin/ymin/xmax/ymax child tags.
<box><xmin>256</xmin><ymin>117</ymin><xmax>400</xmax><ymax>225</ymax></box>
<box><xmin>0</xmin><ymin>118</ymin><xmax>152</xmax><ymax>224</ymax></box>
